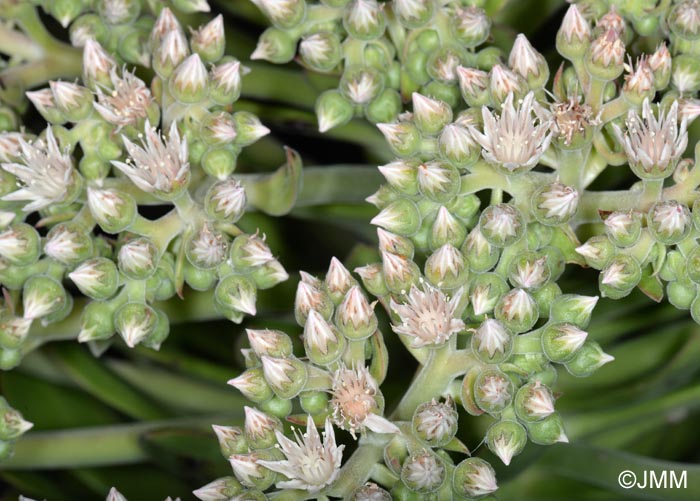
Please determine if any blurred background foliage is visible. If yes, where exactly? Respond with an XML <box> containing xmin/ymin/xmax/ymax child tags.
<box><xmin>2</xmin><ymin>0</ymin><xmax>700</xmax><ymax>499</ymax></box>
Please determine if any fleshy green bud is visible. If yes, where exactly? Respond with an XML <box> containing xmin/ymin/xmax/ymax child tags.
<box><xmin>526</xmin><ymin>411</ymin><xmax>568</xmax><ymax>445</ymax></box>
<box><xmin>549</xmin><ymin>294</ymin><xmax>598</xmax><ymax>328</ymax></box>
<box><xmin>229</xmin><ymin>451</ymin><xmax>277</xmax><ymax>490</ymax></box>
<box><xmin>417</xmin><ymin>161</ymin><xmax>460</xmax><ymax>203</ymax></box>
<box><xmin>474</xmin><ymin>368</ymin><xmax>513</xmax><ymax>414</ymax></box>
<box><xmin>244</xmin><ymin>406</ymin><xmax>282</xmax><ymax>450</ymax></box>
<box><xmin>370</xmin><ymin>198</ymin><xmax>421</xmax><ymax>236</ymax></box>
<box><xmin>649</xmin><ymin>43</ymin><xmax>672</xmax><ymax>90</ymax></box>
<box><xmin>401</xmin><ymin>449</ymin><xmax>446</xmax><ymax>493</ymax></box>
<box><xmin>366</xmin><ymin>88</ymin><xmax>402</xmax><ymax>124</ymax></box>
<box><xmin>340</xmin><ymin>66</ymin><xmax>384</xmax><ymax>106</ymax></box>
<box><xmin>0</xmin><ymin>403</ymin><xmax>32</xmax><ymax>441</ymax></box>
<box><xmin>489</xmin><ymin>64</ymin><xmax>527</xmax><ymax>105</ymax></box>
<box><xmin>114</xmin><ymin>302</ymin><xmax>156</xmax><ymax>348</ymax></box>
<box><xmin>325</xmin><ymin>257</ymin><xmax>357</xmax><ymax>304</ymax></box>
<box><xmin>412</xmin><ymin>397</ymin><xmax>458</xmax><ymax>447</ymax></box>
<box><xmin>556</xmin><ymin>5</ymin><xmax>591</xmax><ymax>59</ymax></box>
<box><xmin>479</xmin><ymin>204</ymin><xmax>524</xmax><ymax>248</ymax></box>
<box><xmin>381</xmin><ymin>251</ymin><xmax>420</xmax><ymax>293</ymax></box>
<box><xmin>586</xmin><ymin>29</ymin><xmax>625</xmax><ymax>81</ymax></box>
<box><xmin>44</xmin><ymin>222</ymin><xmax>92</xmax><ymax>266</ymax></box>
<box><xmin>668</xmin><ymin>280</ymin><xmax>696</xmax><ymax>309</ymax></box>
<box><xmin>355</xmin><ymin>263</ymin><xmax>389</xmax><ymax>297</ymax></box>
<box><xmin>26</xmin><ymin>89</ymin><xmax>64</xmax><ymax>124</ymax></box>
<box><xmin>118</xmin><ymin>237</ymin><xmax>158</xmax><ymax>280</ymax></box>
<box><xmin>487</xmin><ymin>420</ymin><xmax>527</xmax><ymax>466</ymax></box>
<box><xmin>247</xmin><ymin>329</ymin><xmax>293</xmax><ymax>359</ymax></box>
<box><xmin>451</xmin><ymin>6</ymin><xmax>490</xmax><ymax>48</ymax></box>
<box><xmin>425</xmin><ymin>244</ymin><xmax>469</xmax><ymax>289</ymax></box>
<box><xmin>299</xmin><ymin>32</ymin><xmax>342</xmax><ymax>72</ymax></box>
<box><xmin>191</xmin><ymin>15</ymin><xmax>225</xmax><ymax>63</ymax></box>
<box><xmin>154</xmin><ymin>29</ymin><xmax>189</xmax><ymax>78</ymax></box>
<box><xmin>193</xmin><ymin>476</ymin><xmax>244</xmax><ymax>500</ymax></box>
<box><xmin>231</xmin><ymin>112</ymin><xmax>269</xmax><ymax>147</ymax></box>
<box><xmin>542</xmin><ymin>322</ymin><xmax>588</xmax><ymax>362</ymax></box>
<box><xmin>304</xmin><ymin>309</ymin><xmax>346</xmax><ymax>365</ymax></box>
<box><xmin>472</xmin><ymin>318</ymin><xmax>513</xmax><ymax>364</ymax></box>
<box><xmin>260</xmin><ymin>355</ymin><xmax>307</xmax><ymax>399</ymax></box>
<box><xmin>78</xmin><ymin>300</ymin><xmax>117</xmax><ymax>342</ymax></box>
<box><xmin>575</xmin><ymin>236</ymin><xmax>615</xmax><ymax>269</ymax></box>
<box><xmin>508</xmin><ymin>252</ymin><xmax>551</xmax><ymax>290</ymax></box>
<box><xmin>669</xmin><ymin>0</ymin><xmax>700</xmax><ymax>40</ymax></box>
<box><xmin>335</xmin><ymin>286</ymin><xmax>377</xmax><ymax>340</ymax></box>
<box><xmin>68</xmin><ymin>257</ymin><xmax>119</xmax><ymax>300</ymax></box>
<box><xmin>565</xmin><ymin>341</ymin><xmax>614</xmax><ymax>377</ymax></box>
<box><xmin>648</xmin><ymin>201</ymin><xmax>692</xmax><ymax>245</ymax></box>
<box><xmin>599</xmin><ymin>254</ymin><xmax>642</xmax><ymax>299</ymax></box>
<box><xmin>0</xmin><ymin>314</ymin><xmax>31</xmax><ymax>349</ymax></box>
<box><xmin>228</xmin><ymin>368</ymin><xmax>274</xmax><ymax>403</ymax></box>
<box><xmin>97</xmin><ymin>0</ymin><xmax>140</xmax><ymax>25</ymax></box>
<box><xmin>351</xmin><ymin>483</ymin><xmax>391</xmax><ymax>501</ymax></box>
<box><xmin>532</xmin><ymin>182</ymin><xmax>579</xmax><ymax>225</ymax></box>
<box><xmin>509</xmin><ymin>34</ymin><xmax>549</xmax><ymax>89</ymax></box>
<box><xmin>0</xmin><ymin>224</ymin><xmax>41</xmax><ymax>267</ymax></box>
<box><xmin>205</xmin><ymin>179</ymin><xmax>246</xmax><ymax>223</ymax></box>
<box><xmin>378</xmin><ymin>159</ymin><xmax>419</xmax><ymax>195</ymax></box>
<box><xmin>412</xmin><ymin>93</ymin><xmax>452</xmax><ymax>135</ymax></box>
<box><xmin>316</xmin><ymin>90</ymin><xmax>354</xmax><ymax>133</ymax></box>
<box><xmin>462</xmin><ymin>227</ymin><xmax>500</xmax><ymax>272</ymax></box>
<box><xmin>495</xmin><ymin>288</ymin><xmax>538</xmax><ymax>333</ymax></box>
<box><xmin>514</xmin><ymin>381</ymin><xmax>555</xmax><ymax>422</ymax></box>
<box><xmin>622</xmin><ymin>57</ymin><xmax>655</xmax><ymax>105</ymax></box>
<box><xmin>378</xmin><ymin>228</ymin><xmax>414</xmax><ymax>258</ymax></box>
<box><xmin>294</xmin><ymin>277</ymin><xmax>334</xmax><ymax>326</ymax></box>
<box><xmin>429</xmin><ymin>206</ymin><xmax>468</xmax><ymax>250</ymax></box>
<box><xmin>215</xmin><ymin>274</ymin><xmax>258</xmax><ymax>318</ymax></box>
<box><xmin>457</xmin><ymin>66</ymin><xmax>490</xmax><ymax>107</ymax></box>
<box><xmin>251</xmin><ymin>28</ymin><xmax>296</xmax><ymax>63</ymax></box>
<box><xmin>452</xmin><ymin>457</ymin><xmax>498</xmax><ymax>498</ymax></box>
<box><xmin>377</xmin><ymin>122</ymin><xmax>421</xmax><ymax>157</ymax></box>
<box><xmin>469</xmin><ymin>272</ymin><xmax>509</xmax><ymax>317</ymax></box>
<box><xmin>49</xmin><ymin>81</ymin><xmax>93</xmax><ymax>122</ymax></box>
<box><xmin>672</xmin><ymin>54</ymin><xmax>700</xmax><ymax>94</ymax></box>
<box><xmin>343</xmin><ymin>0</ymin><xmax>386</xmax><ymax>40</ymax></box>
<box><xmin>438</xmin><ymin>121</ymin><xmax>479</xmax><ymax>168</ymax></box>
<box><xmin>82</xmin><ymin>39</ymin><xmax>116</xmax><ymax>90</ymax></box>
<box><xmin>87</xmin><ymin>187</ymin><xmax>137</xmax><ymax>233</ymax></box>
<box><xmin>186</xmin><ymin>224</ymin><xmax>229</xmax><ymax>270</ymax></box>
<box><xmin>604</xmin><ymin>210</ymin><xmax>642</xmax><ymax>247</ymax></box>
<box><xmin>170</xmin><ymin>54</ymin><xmax>209</xmax><ymax>104</ymax></box>
<box><xmin>22</xmin><ymin>275</ymin><xmax>67</xmax><ymax>321</ymax></box>
<box><xmin>210</xmin><ymin>59</ymin><xmax>243</xmax><ymax>105</ymax></box>
<box><xmin>253</xmin><ymin>0</ymin><xmax>306</xmax><ymax>30</ymax></box>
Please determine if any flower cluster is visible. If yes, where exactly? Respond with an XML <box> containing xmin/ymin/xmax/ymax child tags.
<box><xmin>0</xmin><ymin>5</ymin><xmax>287</xmax><ymax>370</ymax></box>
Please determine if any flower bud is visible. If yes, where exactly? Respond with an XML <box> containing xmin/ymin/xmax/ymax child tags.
<box><xmin>668</xmin><ymin>280</ymin><xmax>696</xmax><ymax>310</ymax></box>
<box><xmin>378</xmin><ymin>228</ymin><xmax>414</xmax><ymax>259</ymax></box>
<box><xmin>541</xmin><ymin>322</ymin><xmax>587</xmax><ymax>362</ymax></box>
<box><xmin>204</xmin><ymin>178</ymin><xmax>247</xmax><ymax>222</ymax></box>
<box><xmin>228</xmin><ymin>368</ymin><xmax>274</xmax><ymax>403</ymax></box>
<box><xmin>599</xmin><ymin>254</ymin><xmax>641</xmax><ymax>299</ymax></box>
<box><xmin>343</xmin><ymin>0</ymin><xmax>386</xmax><ymax>40</ymax></box>
<box><xmin>672</xmin><ymin>54</ymin><xmax>700</xmax><ymax>93</ymax></box>
<box><xmin>452</xmin><ymin>457</ymin><xmax>498</xmax><ymax>498</ymax></box>
<box><xmin>474</xmin><ymin>368</ymin><xmax>513</xmax><ymax>414</ymax></box>
<box><xmin>209</xmin><ymin>59</ymin><xmax>243</xmax><ymax>106</ymax></box>
<box><xmin>316</xmin><ymin>90</ymin><xmax>354</xmax><ymax>133</ymax></box>
<box><xmin>604</xmin><ymin>210</ymin><xmax>642</xmax><ymax>247</ymax></box>
<box><xmin>26</xmin><ymin>89</ymin><xmax>64</xmax><ymax>124</ymax></box>
<box><xmin>456</xmin><ymin>66</ymin><xmax>490</xmax><ymax>107</ymax></box>
<box><xmin>191</xmin><ymin>15</ymin><xmax>225</xmax><ymax>63</ymax></box>
<box><xmin>487</xmin><ymin>420</ymin><xmax>527</xmax><ymax>466</ymax></box>
<box><xmin>229</xmin><ymin>451</ymin><xmax>277</xmax><ymax>490</ymax></box>
<box><xmin>556</xmin><ymin>4</ymin><xmax>591</xmax><ymax>59</ymax></box>
<box><xmin>412</xmin><ymin>93</ymin><xmax>452</xmax><ymax>136</ymax></box>
<box><xmin>354</xmin><ymin>263</ymin><xmax>389</xmax><ymax>297</ymax></box>
<box><xmin>299</xmin><ymin>32</ymin><xmax>342</xmax><ymax>72</ymax></box>
<box><xmin>471</xmin><ymin>318</ymin><xmax>513</xmax><ymax>364</ymax></box>
<box><xmin>532</xmin><ymin>182</ymin><xmax>579</xmax><ymax>225</ymax></box>
<box><xmin>381</xmin><ymin>251</ymin><xmax>420</xmax><ymax>293</ymax></box>
<box><xmin>68</xmin><ymin>257</ymin><xmax>119</xmax><ymax>300</ymax></box>
<box><xmin>114</xmin><ymin>302</ymin><xmax>156</xmax><ymax>348</ymax></box>
<box><xmin>509</xmin><ymin>34</ymin><xmax>548</xmax><ymax>88</ymax></box>
<box><xmin>429</xmin><ymin>206</ymin><xmax>467</xmax><ymax>250</ymax></box>
<box><xmin>489</xmin><ymin>64</ymin><xmax>527</xmax><ymax>105</ymax></box>
<box><xmin>586</xmin><ymin>29</ymin><xmax>625</xmax><ymax>81</ymax></box>
<box><xmin>97</xmin><ymin>0</ymin><xmax>140</xmax><ymax>25</ymax></box>
<box><xmin>260</xmin><ymin>355</ymin><xmax>307</xmax><ymax>399</ymax></box>
<box><xmin>649</xmin><ymin>43</ymin><xmax>672</xmax><ymax>90</ymax></box>
<box><xmin>548</xmin><ymin>294</ymin><xmax>597</xmax><ymax>329</ymax></box>
<box><xmin>495</xmin><ymin>288</ymin><xmax>538</xmax><ymax>333</ymax></box>
<box><xmin>351</xmin><ymin>483</ymin><xmax>391</xmax><ymax>501</ymax></box>
<box><xmin>335</xmin><ymin>286</ymin><xmax>377</xmax><ymax>340</ymax></box>
<box><xmin>0</xmin><ymin>312</ymin><xmax>31</xmax><ymax>349</ymax></box>
<box><xmin>22</xmin><ymin>275</ymin><xmax>67</xmax><ymax>321</ymax></box>
<box><xmin>294</xmin><ymin>278</ymin><xmax>334</xmax><ymax>326</ymax></box>
<box><xmin>648</xmin><ymin>201</ymin><xmax>691</xmax><ymax>245</ymax></box>
<box><xmin>575</xmin><ymin>236</ymin><xmax>615</xmax><ymax>269</ymax></box>
<box><xmin>118</xmin><ymin>237</ymin><xmax>158</xmax><ymax>280</ymax></box>
<box><xmin>244</xmin><ymin>406</ymin><xmax>282</xmax><ymax>450</ymax></box>
<box><xmin>470</xmin><ymin>272</ymin><xmax>509</xmax><ymax>317</ymax></box>
<box><xmin>77</xmin><ymin>300</ymin><xmax>117</xmax><ymax>342</ymax></box>
<box><xmin>139</xmin><ymin>307</ymin><xmax>169</xmax><ymax>350</ymax></box>
<box><xmin>462</xmin><ymin>227</ymin><xmax>500</xmax><ymax>272</ymax></box>
<box><xmin>251</xmin><ymin>28</ymin><xmax>296</xmax><ymax>63</ymax></box>
<box><xmin>417</xmin><ymin>161</ymin><xmax>460</xmax><ymax>203</ymax></box>
<box><xmin>0</xmin><ymin>403</ymin><xmax>32</xmax><ymax>441</ymax></box>
<box><xmin>44</xmin><ymin>222</ymin><xmax>92</xmax><ymax>266</ymax></box>
<box><xmin>424</xmin><ymin>243</ymin><xmax>468</xmax><ymax>289</ymax></box>
<box><xmin>215</xmin><ymin>274</ymin><xmax>258</xmax><ymax>318</ymax></box>
<box><xmin>251</xmin><ymin>259</ymin><xmax>288</xmax><ymax>290</ymax></box>
<box><xmin>451</xmin><ymin>6</ymin><xmax>490</xmax><ymax>48</ymax></box>
<box><xmin>0</xmin><ymin>224</ymin><xmax>41</xmax><ymax>267</ymax></box>
<box><xmin>49</xmin><ymin>81</ymin><xmax>93</xmax><ymax>122</ymax></box>
<box><xmin>170</xmin><ymin>54</ymin><xmax>209</xmax><ymax>104</ymax></box>
<box><xmin>252</xmin><ymin>0</ymin><xmax>306</xmax><ymax>30</ymax></box>
<box><xmin>438</xmin><ymin>122</ymin><xmax>479</xmax><ymax>168</ymax></box>
<box><xmin>514</xmin><ymin>381</ymin><xmax>555</xmax><ymax>423</ymax></box>
<box><xmin>186</xmin><ymin>224</ymin><xmax>229</xmax><ymax>270</ymax></box>
<box><xmin>339</xmin><ymin>66</ymin><xmax>384</xmax><ymax>107</ymax></box>
<box><xmin>87</xmin><ymin>187</ymin><xmax>137</xmax><ymax>233</ymax></box>
<box><xmin>376</xmin><ymin>122</ymin><xmax>421</xmax><ymax>157</ymax></box>
<box><xmin>82</xmin><ymin>39</ymin><xmax>116</xmax><ymax>89</ymax></box>
<box><xmin>508</xmin><ymin>252</ymin><xmax>550</xmax><ymax>290</ymax></box>
<box><xmin>565</xmin><ymin>341</ymin><xmax>614</xmax><ymax>377</ymax></box>
<box><xmin>479</xmin><ymin>204</ymin><xmax>524</xmax><ymax>248</ymax></box>
<box><xmin>669</xmin><ymin>0</ymin><xmax>700</xmax><ymax>41</ymax></box>
<box><xmin>193</xmin><ymin>476</ymin><xmax>243</xmax><ymax>500</ymax></box>
<box><xmin>324</xmin><ymin>257</ymin><xmax>356</xmax><ymax>304</ymax></box>
<box><xmin>401</xmin><ymin>449</ymin><xmax>446</xmax><ymax>493</ymax></box>
<box><xmin>370</xmin><ymin>198</ymin><xmax>421</xmax><ymax>236</ymax></box>
<box><xmin>153</xmin><ymin>29</ymin><xmax>189</xmax><ymax>78</ymax></box>
<box><xmin>304</xmin><ymin>309</ymin><xmax>346</xmax><ymax>365</ymax></box>
<box><xmin>230</xmin><ymin>232</ymin><xmax>276</xmax><ymax>271</ymax></box>
<box><xmin>247</xmin><ymin>329</ymin><xmax>293</xmax><ymax>359</ymax></box>
<box><xmin>412</xmin><ymin>397</ymin><xmax>458</xmax><ymax>447</ymax></box>
<box><xmin>526</xmin><ymin>411</ymin><xmax>568</xmax><ymax>445</ymax></box>
<box><xmin>377</xmin><ymin>159</ymin><xmax>418</xmax><ymax>195</ymax></box>
<box><xmin>622</xmin><ymin>56</ymin><xmax>655</xmax><ymax>105</ymax></box>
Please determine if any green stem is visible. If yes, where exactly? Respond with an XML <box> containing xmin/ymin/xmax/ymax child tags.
<box><xmin>0</xmin><ymin>23</ymin><xmax>42</xmax><ymax>60</ymax></box>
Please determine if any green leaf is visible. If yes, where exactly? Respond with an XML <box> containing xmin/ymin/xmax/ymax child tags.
<box><xmin>637</xmin><ymin>268</ymin><xmax>664</xmax><ymax>303</ymax></box>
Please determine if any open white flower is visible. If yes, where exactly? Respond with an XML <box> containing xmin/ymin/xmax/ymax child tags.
<box><xmin>95</xmin><ymin>67</ymin><xmax>154</xmax><ymax>127</ymax></box>
<box><xmin>471</xmin><ymin>92</ymin><xmax>552</xmax><ymax>172</ymax></box>
<box><xmin>257</xmin><ymin>415</ymin><xmax>343</xmax><ymax>492</ymax></box>
<box><xmin>390</xmin><ymin>282</ymin><xmax>466</xmax><ymax>348</ymax></box>
<box><xmin>1</xmin><ymin>126</ymin><xmax>75</xmax><ymax>212</ymax></box>
<box><xmin>112</xmin><ymin>120</ymin><xmax>189</xmax><ymax>195</ymax></box>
